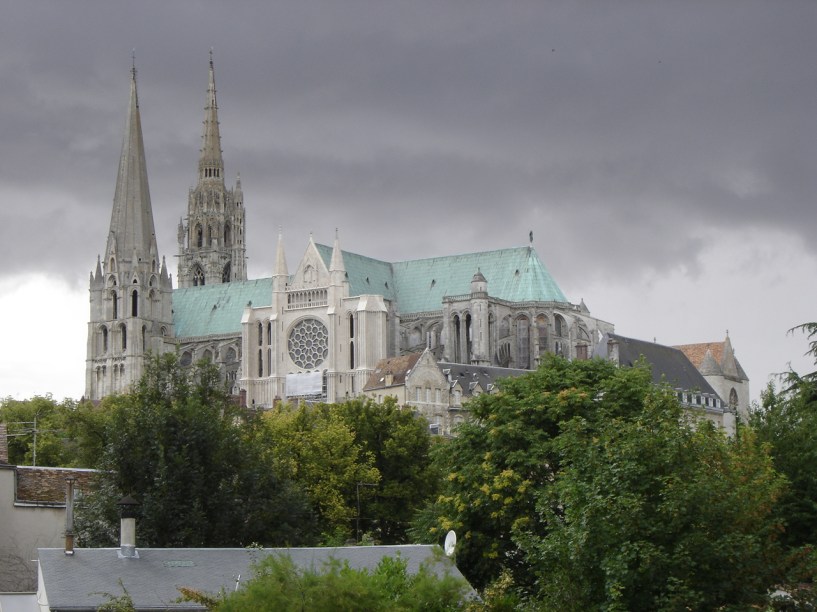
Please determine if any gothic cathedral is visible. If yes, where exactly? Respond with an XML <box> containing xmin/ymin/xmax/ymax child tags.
<box><xmin>85</xmin><ymin>56</ymin><xmax>622</xmax><ymax>406</ymax></box>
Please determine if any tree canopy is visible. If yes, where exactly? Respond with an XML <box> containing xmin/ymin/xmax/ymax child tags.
<box><xmin>413</xmin><ymin>355</ymin><xmax>788</xmax><ymax>609</ymax></box>
<box><xmin>69</xmin><ymin>355</ymin><xmax>440</xmax><ymax>549</ymax></box>
<box><xmin>75</xmin><ymin>354</ymin><xmax>314</xmax><ymax>548</ymax></box>
<box><xmin>206</xmin><ymin>553</ymin><xmax>472</xmax><ymax>612</ymax></box>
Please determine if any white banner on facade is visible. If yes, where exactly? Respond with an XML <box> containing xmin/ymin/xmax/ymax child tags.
<box><xmin>285</xmin><ymin>371</ymin><xmax>322</xmax><ymax>397</ymax></box>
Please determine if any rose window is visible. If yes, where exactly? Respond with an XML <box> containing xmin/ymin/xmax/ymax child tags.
<box><xmin>288</xmin><ymin>318</ymin><xmax>329</xmax><ymax>369</ymax></box>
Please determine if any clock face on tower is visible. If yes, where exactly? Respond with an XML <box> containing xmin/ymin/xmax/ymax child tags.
<box><xmin>288</xmin><ymin>318</ymin><xmax>329</xmax><ymax>369</ymax></box>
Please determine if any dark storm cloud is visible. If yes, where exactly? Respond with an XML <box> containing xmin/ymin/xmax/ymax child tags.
<box><xmin>1</xmin><ymin>1</ymin><xmax>815</xmax><ymax>286</ymax></box>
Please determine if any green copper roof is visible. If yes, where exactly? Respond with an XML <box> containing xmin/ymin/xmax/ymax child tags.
<box><xmin>172</xmin><ymin>246</ymin><xmax>567</xmax><ymax>338</ymax></box>
<box><xmin>314</xmin><ymin>244</ymin><xmax>397</xmax><ymax>301</ymax></box>
<box><xmin>173</xmin><ymin>278</ymin><xmax>272</xmax><ymax>338</ymax></box>
<box><xmin>316</xmin><ymin>244</ymin><xmax>567</xmax><ymax>314</ymax></box>
<box><xmin>392</xmin><ymin>246</ymin><xmax>567</xmax><ymax>313</ymax></box>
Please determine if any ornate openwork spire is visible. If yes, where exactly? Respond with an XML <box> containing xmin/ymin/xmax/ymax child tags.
<box><xmin>198</xmin><ymin>50</ymin><xmax>224</xmax><ymax>183</ymax></box>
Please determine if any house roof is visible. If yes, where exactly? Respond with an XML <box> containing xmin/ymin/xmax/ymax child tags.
<box><xmin>13</xmin><ymin>466</ymin><xmax>96</xmax><ymax>505</ymax></box>
<box><xmin>675</xmin><ymin>339</ymin><xmax>748</xmax><ymax>381</ymax></box>
<box><xmin>38</xmin><ymin>545</ymin><xmax>470</xmax><ymax>611</ymax></box>
<box><xmin>363</xmin><ymin>352</ymin><xmax>423</xmax><ymax>391</ymax></box>
<box><xmin>601</xmin><ymin>333</ymin><xmax>720</xmax><ymax>397</ymax></box>
<box><xmin>439</xmin><ymin>362</ymin><xmax>529</xmax><ymax>398</ymax></box>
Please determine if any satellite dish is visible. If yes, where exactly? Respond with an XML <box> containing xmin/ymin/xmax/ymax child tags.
<box><xmin>444</xmin><ymin>530</ymin><xmax>457</xmax><ymax>557</ymax></box>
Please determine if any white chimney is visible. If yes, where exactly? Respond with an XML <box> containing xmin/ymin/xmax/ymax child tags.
<box><xmin>117</xmin><ymin>495</ymin><xmax>140</xmax><ymax>559</ymax></box>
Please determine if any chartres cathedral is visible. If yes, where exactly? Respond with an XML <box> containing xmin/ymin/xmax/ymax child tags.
<box><xmin>85</xmin><ymin>57</ymin><xmax>747</xmax><ymax>423</ymax></box>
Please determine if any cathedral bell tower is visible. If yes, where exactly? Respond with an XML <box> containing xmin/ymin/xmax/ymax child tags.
<box><xmin>86</xmin><ymin>64</ymin><xmax>174</xmax><ymax>400</ymax></box>
<box><xmin>177</xmin><ymin>52</ymin><xmax>247</xmax><ymax>287</ymax></box>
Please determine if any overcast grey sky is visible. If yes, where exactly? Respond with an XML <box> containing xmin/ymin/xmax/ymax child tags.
<box><xmin>1</xmin><ymin>1</ymin><xmax>816</xmax><ymax>400</ymax></box>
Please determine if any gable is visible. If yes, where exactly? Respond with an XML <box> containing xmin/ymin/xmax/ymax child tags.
<box><xmin>292</xmin><ymin>240</ymin><xmax>331</xmax><ymax>289</ymax></box>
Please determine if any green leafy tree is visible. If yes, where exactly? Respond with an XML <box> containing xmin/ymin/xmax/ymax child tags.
<box><xmin>336</xmin><ymin>397</ymin><xmax>440</xmax><ymax>543</ymax></box>
<box><xmin>750</xmin><ymin>323</ymin><xmax>817</xmax><ymax>550</ymax></box>
<box><xmin>527</xmin><ymin>396</ymin><xmax>785</xmax><ymax>611</ymax></box>
<box><xmin>210</xmin><ymin>552</ymin><xmax>471</xmax><ymax>612</ymax></box>
<box><xmin>0</xmin><ymin>395</ymin><xmax>78</xmax><ymax>466</ymax></box>
<box><xmin>257</xmin><ymin>402</ymin><xmax>380</xmax><ymax>541</ymax></box>
<box><xmin>75</xmin><ymin>354</ymin><xmax>313</xmax><ymax>548</ymax></box>
<box><xmin>413</xmin><ymin>356</ymin><xmax>656</xmax><ymax>589</ymax></box>
<box><xmin>414</xmin><ymin>355</ymin><xmax>788</xmax><ymax>607</ymax></box>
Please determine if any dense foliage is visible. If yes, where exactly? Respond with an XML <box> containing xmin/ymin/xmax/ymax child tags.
<box><xmin>0</xmin><ymin>395</ymin><xmax>79</xmax><ymax>466</ymax></box>
<box><xmin>49</xmin><ymin>355</ymin><xmax>440</xmax><ymax>548</ymax></box>
<box><xmin>210</xmin><ymin>553</ymin><xmax>472</xmax><ymax>612</ymax></box>
<box><xmin>75</xmin><ymin>354</ymin><xmax>315</xmax><ymax>548</ymax></box>
<box><xmin>528</xmin><ymin>400</ymin><xmax>784</xmax><ymax>610</ymax></box>
<box><xmin>336</xmin><ymin>397</ymin><xmax>440</xmax><ymax>543</ymax></box>
<box><xmin>413</xmin><ymin>355</ymin><xmax>788</xmax><ymax>610</ymax></box>
<box><xmin>747</xmin><ymin>322</ymin><xmax>817</xmax><ymax>605</ymax></box>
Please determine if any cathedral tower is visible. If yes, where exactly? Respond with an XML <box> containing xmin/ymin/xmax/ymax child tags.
<box><xmin>86</xmin><ymin>65</ymin><xmax>174</xmax><ymax>400</ymax></box>
<box><xmin>178</xmin><ymin>53</ymin><xmax>247</xmax><ymax>287</ymax></box>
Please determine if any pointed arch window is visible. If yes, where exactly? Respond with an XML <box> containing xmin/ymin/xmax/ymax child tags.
<box><xmin>111</xmin><ymin>290</ymin><xmax>118</xmax><ymax>320</ymax></box>
<box><xmin>196</xmin><ymin>225</ymin><xmax>203</xmax><ymax>248</ymax></box>
<box><xmin>453</xmin><ymin>315</ymin><xmax>461</xmax><ymax>363</ymax></box>
<box><xmin>141</xmin><ymin>325</ymin><xmax>147</xmax><ymax>351</ymax></box>
<box><xmin>465</xmin><ymin>313</ymin><xmax>472</xmax><ymax>363</ymax></box>
<box><xmin>555</xmin><ymin>314</ymin><xmax>566</xmax><ymax>337</ymax></box>
<box><xmin>517</xmin><ymin>316</ymin><xmax>530</xmax><ymax>369</ymax></box>
<box><xmin>99</xmin><ymin>326</ymin><xmax>108</xmax><ymax>354</ymax></box>
<box><xmin>120</xmin><ymin>323</ymin><xmax>127</xmax><ymax>352</ymax></box>
<box><xmin>131</xmin><ymin>290</ymin><xmax>138</xmax><ymax>317</ymax></box>
<box><xmin>224</xmin><ymin>223</ymin><xmax>232</xmax><ymax>247</ymax></box>
<box><xmin>222</xmin><ymin>262</ymin><xmax>231</xmax><ymax>283</ymax></box>
<box><xmin>535</xmin><ymin>314</ymin><xmax>548</xmax><ymax>356</ymax></box>
<box><xmin>192</xmin><ymin>265</ymin><xmax>205</xmax><ymax>287</ymax></box>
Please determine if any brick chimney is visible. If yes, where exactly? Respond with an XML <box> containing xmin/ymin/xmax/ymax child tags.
<box><xmin>64</xmin><ymin>477</ymin><xmax>76</xmax><ymax>555</ymax></box>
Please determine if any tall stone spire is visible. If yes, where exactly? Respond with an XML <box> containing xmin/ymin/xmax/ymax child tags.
<box><xmin>87</xmin><ymin>64</ymin><xmax>174</xmax><ymax>402</ymax></box>
<box><xmin>198</xmin><ymin>49</ymin><xmax>224</xmax><ymax>184</ymax></box>
<box><xmin>178</xmin><ymin>52</ymin><xmax>247</xmax><ymax>287</ymax></box>
<box><xmin>105</xmin><ymin>64</ymin><xmax>159</xmax><ymax>270</ymax></box>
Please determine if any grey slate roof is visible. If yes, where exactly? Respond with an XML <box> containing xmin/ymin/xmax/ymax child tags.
<box><xmin>600</xmin><ymin>333</ymin><xmax>719</xmax><ymax>397</ymax></box>
<box><xmin>38</xmin><ymin>545</ymin><xmax>470</xmax><ymax>611</ymax></box>
<box><xmin>439</xmin><ymin>362</ymin><xmax>529</xmax><ymax>398</ymax></box>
